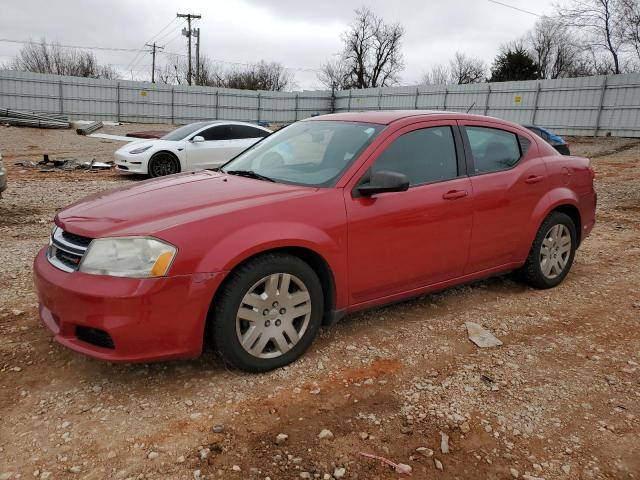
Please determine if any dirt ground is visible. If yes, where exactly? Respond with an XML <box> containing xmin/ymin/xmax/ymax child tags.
<box><xmin>0</xmin><ymin>125</ymin><xmax>639</xmax><ymax>480</ymax></box>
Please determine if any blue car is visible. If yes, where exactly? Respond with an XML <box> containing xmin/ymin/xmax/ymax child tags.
<box><xmin>523</xmin><ymin>125</ymin><xmax>570</xmax><ymax>155</ymax></box>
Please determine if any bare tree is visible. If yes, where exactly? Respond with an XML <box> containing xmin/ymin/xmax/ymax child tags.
<box><xmin>159</xmin><ymin>57</ymin><xmax>295</xmax><ymax>91</ymax></box>
<box><xmin>622</xmin><ymin>0</ymin><xmax>640</xmax><ymax>65</ymax></box>
<box><xmin>527</xmin><ymin>16</ymin><xmax>584</xmax><ymax>78</ymax></box>
<box><xmin>222</xmin><ymin>61</ymin><xmax>295</xmax><ymax>91</ymax></box>
<box><xmin>449</xmin><ymin>52</ymin><xmax>486</xmax><ymax>84</ymax></box>
<box><xmin>11</xmin><ymin>39</ymin><xmax>118</xmax><ymax>79</ymax></box>
<box><xmin>420</xmin><ymin>64</ymin><xmax>450</xmax><ymax>85</ymax></box>
<box><xmin>319</xmin><ymin>7</ymin><xmax>404</xmax><ymax>89</ymax></box>
<box><xmin>556</xmin><ymin>0</ymin><xmax>627</xmax><ymax>74</ymax></box>
<box><xmin>318</xmin><ymin>58</ymin><xmax>350</xmax><ymax>90</ymax></box>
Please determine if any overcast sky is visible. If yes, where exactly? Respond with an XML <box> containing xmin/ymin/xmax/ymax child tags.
<box><xmin>0</xmin><ymin>0</ymin><xmax>557</xmax><ymax>89</ymax></box>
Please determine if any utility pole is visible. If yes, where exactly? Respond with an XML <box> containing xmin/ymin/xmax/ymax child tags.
<box><xmin>194</xmin><ymin>28</ymin><xmax>200</xmax><ymax>86</ymax></box>
<box><xmin>177</xmin><ymin>12</ymin><xmax>201</xmax><ymax>86</ymax></box>
<box><xmin>145</xmin><ymin>42</ymin><xmax>163</xmax><ymax>83</ymax></box>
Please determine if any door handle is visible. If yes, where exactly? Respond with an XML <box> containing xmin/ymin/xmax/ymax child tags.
<box><xmin>525</xmin><ymin>175</ymin><xmax>544</xmax><ymax>184</ymax></box>
<box><xmin>442</xmin><ymin>190</ymin><xmax>468</xmax><ymax>200</ymax></box>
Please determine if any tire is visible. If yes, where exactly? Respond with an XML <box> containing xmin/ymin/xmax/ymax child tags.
<box><xmin>211</xmin><ymin>253</ymin><xmax>324</xmax><ymax>372</ymax></box>
<box><xmin>148</xmin><ymin>152</ymin><xmax>180</xmax><ymax>177</ymax></box>
<box><xmin>519</xmin><ymin>211</ymin><xmax>577</xmax><ymax>289</ymax></box>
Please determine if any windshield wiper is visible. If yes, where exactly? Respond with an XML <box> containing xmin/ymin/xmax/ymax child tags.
<box><xmin>225</xmin><ymin>170</ymin><xmax>275</xmax><ymax>182</ymax></box>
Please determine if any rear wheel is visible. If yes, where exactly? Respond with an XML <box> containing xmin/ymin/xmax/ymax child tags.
<box><xmin>519</xmin><ymin>211</ymin><xmax>577</xmax><ymax>289</ymax></box>
<box><xmin>148</xmin><ymin>152</ymin><xmax>180</xmax><ymax>177</ymax></box>
<box><xmin>211</xmin><ymin>253</ymin><xmax>323</xmax><ymax>372</ymax></box>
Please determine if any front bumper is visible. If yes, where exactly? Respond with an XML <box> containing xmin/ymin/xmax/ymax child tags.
<box><xmin>33</xmin><ymin>247</ymin><xmax>222</xmax><ymax>362</ymax></box>
<box><xmin>114</xmin><ymin>150</ymin><xmax>148</xmax><ymax>174</ymax></box>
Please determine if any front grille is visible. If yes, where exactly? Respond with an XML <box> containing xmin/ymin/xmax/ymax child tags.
<box><xmin>76</xmin><ymin>326</ymin><xmax>115</xmax><ymax>349</ymax></box>
<box><xmin>46</xmin><ymin>227</ymin><xmax>92</xmax><ymax>273</ymax></box>
<box><xmin>61</xmin><ymin>230</ymin><xmax>92</xmax><ymax>248</ymax></box>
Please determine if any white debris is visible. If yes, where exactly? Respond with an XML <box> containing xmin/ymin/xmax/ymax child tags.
<box><xmin>440</xmin><ymin>431</ymin><xmax>450</xmax><ymax>453</ymax></box>
<box><xmin>318</xmin><ymin>429</ymin><xmax>334</xmax><ymax>440</ymax></box>
<box><xmin>465</xmin><ymin>321</ymin><xmax>503</xmax><ymax>348</ymax></box>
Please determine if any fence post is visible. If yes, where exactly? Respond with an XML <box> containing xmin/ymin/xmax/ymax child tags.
<box><xmin>330</xmin><ymin>87</ymin><xmax>336</xmax><ymax>113</ymax></box>
<box><xmin>116</xmin><ymin>82</ymin><xmax>121</xmax><ymax>123</ymax></box>
<box><xmin>58</xmin><ymin>80</ymin><xmax>63</xmax><ymax>115</ymax></box>
<box><xmin>593</xmin><ymin>76</ymin><xmax>608</xmax><ymax>137</ymax></box>
<box><xmin>294</xmin><ymin>93</ymin><xmax>299</xmax><ymax>121</ymax></box>
<box><xmin>214</xmin><ymin>90</ymin><xmax>219</xmax><ymax>120</ymax></box>
<box><xmin>531</xmin><ymin>81</ymin><xmax>541</xmax><ymax>124</ymax></box>
<box><xmin>414</xmin><ymin>87</ymin><xmax>420</xmax><ymax>109</ymax></box>
<box><xmin>257</xmin><ymin>92</ymin><xmax>261</xmax><ymax>122</ymax></box>
<box><xmin>443</xmin><ymin>87</ymin><xmax>448</xmax><ymax>111</ymax></box>
<box><xmin>484</xmin><ymin>84</ymin><xmax>491</xmax><ymax>116</ymax></box>
<box><xmin>347</xmin><ymin>90</ymin><xmax>352</xmax><ymax>111</ymax></box>
<box><xmin>170</xmin><ymin>87</ymin><xmax>175</xmax><ymax>124</ymax></box>
<box><xmin>377</xmin><ymin>88</ymin><xmax>382</xmax><ymax>110</ymax></box>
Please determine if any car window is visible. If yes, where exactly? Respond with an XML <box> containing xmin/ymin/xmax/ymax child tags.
<box><xmin>230</xmin><ymin>125</ymin><xmax>269</xmax><ymax>139</ymax></box>
<box><xmin>200</xmin><ymin>125</ymin><xmax>232</xmax><ymax>141</ymax></box>
<box><xmin>221</xmin><ymin>121</ymin><xmax>384</xmax><ymax>187</ymax></box>
<box><xmin>526</xmin><ymin>126</ymin><xmax>550</xmax><ymax>142</ymax></box>
<box><xmin>371</xmin><ymin>126</ymin><xmax>458</xmax><ymax>186</ymax></box>
<box><xmin>465</xmin><ymin>126</ymin><xmax>522</xmax><ymax>174</ymax></box>
<box><xmin>161</xmin><ymin>122</ymin><xmax>209</xmax><ymax>141</ymax></box>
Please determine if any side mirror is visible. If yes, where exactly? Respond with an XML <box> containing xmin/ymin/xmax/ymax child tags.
<box><xmin>192</xmin><ymin>135</ymin><xmax>205</xmax><ymax>143</ymax></box>
<box><xmin>358</xmin><ymin>170</ymin><xmax>409</xmax><ymax>197</ymax></box>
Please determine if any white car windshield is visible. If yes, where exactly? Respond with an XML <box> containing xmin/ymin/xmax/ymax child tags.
<box><xmin>221</xmin><ymin>121</ymin><xmax>384</xmax><ymax>187</ymax></box>
<box><xmin>161</xmin><ymin>122</ymin><xmax>210</xmax><ymax>141</ymax></box>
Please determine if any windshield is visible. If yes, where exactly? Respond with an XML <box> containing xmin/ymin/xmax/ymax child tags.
<box><xmin>161</xmin><ymin>122</ymin><xmax>209</xmax><ymax>141</ymax></box>
<box><xmin>221</xmin><ymin>121</ymin><xmax>384</xmax><ymax>187</ymax></box>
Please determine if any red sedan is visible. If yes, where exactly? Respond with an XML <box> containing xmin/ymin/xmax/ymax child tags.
<box><xmin>33</xmin><ymin>111</ymin><xmax>596</xmax><ymax>372</ymax></box>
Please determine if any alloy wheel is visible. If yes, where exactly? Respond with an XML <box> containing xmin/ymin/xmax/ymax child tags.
<box><xmin>539</xmin><ymin>224</ymin><xmax>572</xmax><ymax>279</ymax></box>
<box><xmin>235</xmin><ymin>273</ymin><xmax>312</xmax><ymax>359</ymax></box>
<box><xmin>150</xmin><ymin>155</ymin><xmax>178</xmax><ymax>176</ymax></box>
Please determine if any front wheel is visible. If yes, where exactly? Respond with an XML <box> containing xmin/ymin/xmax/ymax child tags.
<box><xmin>148</xmin><ymin>152</ymin><xmax>180</xmax><ymax>177</ymax></box>
<box><xmin>211</xmin><ymin>253</ymin><xmax>324</xmax><ymax>372</ymax></box>
<box><xmin>519</xmin><ymin>211</ymin><xmax>577</xmax><ymax>289</ymax></box>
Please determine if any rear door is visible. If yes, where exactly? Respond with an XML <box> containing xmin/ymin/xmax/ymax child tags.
<box><xmin>228</xmin><ymin>125</ymin><xmax>269</xmax><ymax>153</ymax></box>
<box><xmin>459</xmin><ymin>121</ymin><xmax>547</xmax><ymax>273</ymax></box>
<box><xmin>345</xmin><ymin>121</ymin><xmax>473</xmax><ymax>306</ymax></box>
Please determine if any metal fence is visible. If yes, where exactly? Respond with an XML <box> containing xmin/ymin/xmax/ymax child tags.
<box><xmin>1</xmin><ymin>69</ymin><xmax>639</xmax><ymax>136</ymax></box>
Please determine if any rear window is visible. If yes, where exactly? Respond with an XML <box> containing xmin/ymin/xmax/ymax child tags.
<box><xmin>465</xmin><ymin>126</ymin><xmax>522</xmax><ymax>174</ymax></box>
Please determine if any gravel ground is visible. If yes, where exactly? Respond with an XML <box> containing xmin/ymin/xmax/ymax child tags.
<box><xmin>0</xmin><ymin>125</ymin><xmax>639</xmax><ymax>480</ymax></box>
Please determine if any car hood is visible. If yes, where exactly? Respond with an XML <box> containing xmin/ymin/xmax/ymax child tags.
<box><xmin>115</xmin><ymin>139</ymin><xmax>180</xmax><ymax>152</ymax></box>
<box><xmin>55</xmin><ymin>171</ymin><xmax>315</xmax><ymax>238</ymax></box>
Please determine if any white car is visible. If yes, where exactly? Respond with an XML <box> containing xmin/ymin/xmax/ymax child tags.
<box><xmin>115</xmin><ymin>121</ymin><xmax>271</xmax><ymax>177</ymax></box>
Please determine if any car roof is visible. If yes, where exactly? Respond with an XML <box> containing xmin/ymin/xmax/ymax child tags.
<box><xmin>306</xmin><ymin>110</ymin><xmax>517</xmax><ymax>126</ymax></box>
<box><xmin>189</xmin><ymin>120</ymin><xmax>270</xmax><ymax>130</ymax></box>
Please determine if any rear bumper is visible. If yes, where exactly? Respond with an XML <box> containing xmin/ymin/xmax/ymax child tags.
<box><xmin>33</xmin><ymin>247</ymin><xmax>222</xmax><ymax>362</ymax></box>
<box><xmin>579</xmin><ymin>190</ymin><xmax>597</xmax><ymax>241</ymax></box>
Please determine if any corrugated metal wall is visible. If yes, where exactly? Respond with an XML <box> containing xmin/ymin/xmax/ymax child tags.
<box><xmin>0</xmin><ymin>70</ymin><xmax>333</xmax><ymax>125</ymax></box>
<box><xmin>1</xmin><ymin>69</ymin><xmax>639</xmax><ymax>136</ymax></box>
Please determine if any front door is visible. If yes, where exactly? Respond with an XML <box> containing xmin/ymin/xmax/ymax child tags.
<box><xmin>186</xmin><ymin>125</ymin><xmax>237</xmax><ymax>169</ymax></box>
<box><xmin>345</xmin><ymin>122</ymin><xmax>473</xmax><ymax>306</ymax></box>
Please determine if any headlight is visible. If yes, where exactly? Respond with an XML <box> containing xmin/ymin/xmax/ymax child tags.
<box><xmin>129</xmin><ymin>145</ymin><xmax>152</xmax><ymax>154</ymax></box>
<box><xmin>79</xmin><ymin>237</ymin><xmax>177</xmax><ymax>278</ymax></box>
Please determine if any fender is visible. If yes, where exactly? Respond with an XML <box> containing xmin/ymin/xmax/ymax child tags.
<box><xmin>195</xmin><ymin>221</ymin><xmax>349</xmax><ymax>309</ymax></box>
<box><xmin>517</xmin><ymin>187</ymin><xmax>580</xmax><ymax>262</ymax></box>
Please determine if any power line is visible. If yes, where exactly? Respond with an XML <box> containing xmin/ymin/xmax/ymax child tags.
<box><xmin>159</xmin><ymin>50</ymin><xmax>320</xmax><ymax>73</ymax></box>
<box><xmin>126</xmin><ymin>17</ymin><xmax>182</xmax><ymax>72</ymax></box>
<box><xmin>0</xmin><ymin>37</ymin><xmax>145</xmax><ymax>52</ymax></box>
<box><xmin>487</xmin><ymin>0</ymin><xmax>541</xmax><ymax>17</ymax></box>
